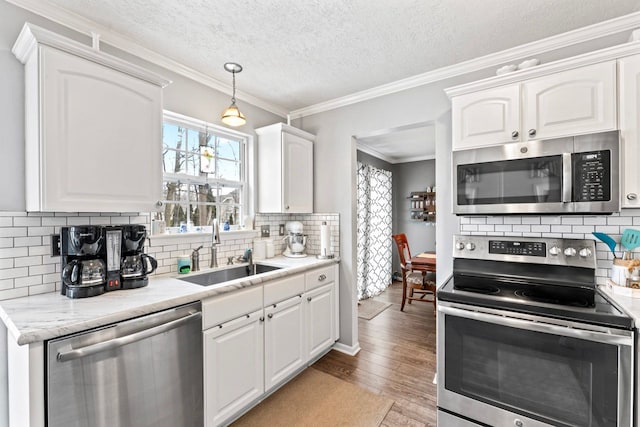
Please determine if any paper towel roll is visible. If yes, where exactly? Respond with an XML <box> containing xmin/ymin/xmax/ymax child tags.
<box><xmin>320</xmin><ymin>222</ymin><xmax>331</xmax><ymax>257</ymax></box>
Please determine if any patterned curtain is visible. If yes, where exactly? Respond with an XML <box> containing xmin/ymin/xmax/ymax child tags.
<box><xmin>357</xmin><ymin>162</ymin><xmax>393</xmax><ymax>300</ymax></box>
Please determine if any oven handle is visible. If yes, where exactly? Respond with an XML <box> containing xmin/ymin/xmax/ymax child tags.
<box><xmin>439</xmin><ymin>305</ymin><xmax>633</xmax><ymax>346</ymax></box>
<box><xmin>562</xmin><ymin>152</ymin><xmax>572</xmax><ymax>203</ymax></box>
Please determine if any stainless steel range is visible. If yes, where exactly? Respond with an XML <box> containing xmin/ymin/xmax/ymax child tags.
<box><xmin>437</xmin><ymin>235</ymin><xmax>634</xmax><ymax>427</ymax></box>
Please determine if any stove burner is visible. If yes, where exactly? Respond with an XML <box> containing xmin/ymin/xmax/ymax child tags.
<box><xmin>514</xmin><ymin>289</ymin><xmax>590</xmax><ymax>308</ymax></box>
<box><xmin>455</xmin><ymin>285</ymin><xmax>500</xmax><ymax>295</ymax></box>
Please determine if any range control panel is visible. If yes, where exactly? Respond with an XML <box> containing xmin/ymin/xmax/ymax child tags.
<box><xmin>453</xmin><ymin>235</ymin><xmax>596</xmax><ymax>269</ymax></box>
<box><xmin>489</xmin><ymin>240</ymin><xmax>546</xmax><ymax>257</ymax></box>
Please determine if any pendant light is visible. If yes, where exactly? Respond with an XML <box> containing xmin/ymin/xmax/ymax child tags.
<box><xmin>221</xmin><ymin>62</ymin><xmax>246</xmax><ymax>127</ymax></box>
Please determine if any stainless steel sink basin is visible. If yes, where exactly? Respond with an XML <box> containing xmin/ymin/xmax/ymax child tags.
<box><xmin>179</xmin><ymin>264</ymin><xmax>282</xmax><ymax>287</ymax></box>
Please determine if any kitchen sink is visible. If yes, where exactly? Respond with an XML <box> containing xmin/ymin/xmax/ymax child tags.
<box><xmin>179</xmin><ymin>264</ymin><xmax>282</xmax><ymax>286</ymax></box>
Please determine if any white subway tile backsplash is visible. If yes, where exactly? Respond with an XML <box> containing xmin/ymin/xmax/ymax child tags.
<box><xmin>0</xmin><ymin>288</ymin><xmax>28</xmax><ymax>300</ymax></box>
<box><xmin>14</xmin><ymin>236</ymin><xmax>42</xmax><ymax>247</ymax></box>
<box><xmin>0</xmin><ymin>228</ymin><xmax>27</xmax><ymax>238</ymax></box>
<box><xmin>27</xmin><ymin>227</ymin><xmax>54</xmax><ymax>237</ymax></box>
<box><xmin>459</xmin><ymin>210</ymin><xmax>640</xmax><ymax>285</ymax></box>
<box><xmin>12</xmin><ymin>217</ymin><xmax>40</xmax><ymax>227</ymax></box>
<box><xmin>608</xmin><ymin>217</ymin><xmax>633</xmax><ymax>226</ymax></box>
<box><xmin>0</xmin><ymin>267</ymin><xmax>29</xmax><ymax>280</ymax></box>
<box><xmin>14</xmin><ymin>256</ymin><xmax>42</xmax><ymax>268</ymax></box>
<box><xmin>15</xmin><ymin>275</ymin><xmax>42</xmax><ymax>288</ymax></box>
<box><xmin>0</xmin><ymin>211</ymin><xmax>335</xmax><ymax>301</ymax></box>
<box><xmin>28</xmin><ymin>283</ymin><xmax>56</xmax><ymax>296</ymax></box>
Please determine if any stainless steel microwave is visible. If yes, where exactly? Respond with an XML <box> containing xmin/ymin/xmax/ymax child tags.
<box><xmin>453</xmin><ymin>131</ymin><xmax>620</xmax><ymax>215</ymax></box>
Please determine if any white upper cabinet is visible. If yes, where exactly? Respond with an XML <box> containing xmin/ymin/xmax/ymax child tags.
<box><xmin>452</xmin><ymin>85</ymin><xmax>520</xmax><ymax>150</ymax></box>
<box><xmin>256</xmin><ymin>123</ymin><xmax>314</xmax><ymax>213</ymax></box>
<box><xmin>619</xmin><ymin>55</ymin><xmax>640</xmax><ymax>208</ymax></box>
<box><xmin>522</xmin><ymin>62</ymin><xmax>616</xmax><ymax>140</ymax></box>
<box><xmin>13</xmin><ymin>24</ymin><xmax>170</xmax><ymax>212</ymax></box>
<box><xmin>449</xmin><ymin>61</ymin><xmax>616</xmax><ymax>151</ymax></box>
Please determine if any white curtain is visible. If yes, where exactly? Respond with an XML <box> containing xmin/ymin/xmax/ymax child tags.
<box><xmin>357</xmin><ymin>162</ymin><xmax>393</xmax><ymax>300</ymax></box>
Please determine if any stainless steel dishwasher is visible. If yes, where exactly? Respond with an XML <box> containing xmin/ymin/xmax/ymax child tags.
<box><xmin>46</xmin><ymin>302</ymin><xmax>203</xmax><ymax>427</ymax></box>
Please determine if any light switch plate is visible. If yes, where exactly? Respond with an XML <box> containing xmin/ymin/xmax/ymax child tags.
<box><xmin>279</xmin><ymin>224</ymin><xmax>285</xmax><ymax>236</ymax></box>
<box><xmin>261</xmin><ymin>225</ymin><xmax>270</xmax><ymax>238</ymax></box>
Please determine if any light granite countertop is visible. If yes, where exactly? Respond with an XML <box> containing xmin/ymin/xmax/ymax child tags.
<box><xmin>600</xmin><ymin>281</ymin><xmax>640</xmax><ymax>325</ymax></box>
<box><xmin>0</xmin><ymin>256</ymin><xmax>338</xmax><ymax>346</ymax></box>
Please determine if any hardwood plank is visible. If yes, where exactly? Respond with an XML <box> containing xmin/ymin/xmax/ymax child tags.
<box><xmin>313</xmin><ymin>281</ymin><xmax>438</xmax><ymax>426</ymax></box>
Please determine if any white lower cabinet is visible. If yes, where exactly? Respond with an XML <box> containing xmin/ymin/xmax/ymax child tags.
<box><xmin>305</xmin><ymin>283</ymin><xmax>335</xmax><ymax>361</ymax></box>
<box><xmin>264</xmin><ymin>295</ymin><xmax>305</xmax><ymax>391</ymax></box>
<box><xmin>202</xmin><ymin>264</ymin><xmax>339</xmax><ymax>426</ymax></box>
<box><xmin>203</xmin><ymin>309</ymin><xmax>264</xmax><ymax>427</ymax></box>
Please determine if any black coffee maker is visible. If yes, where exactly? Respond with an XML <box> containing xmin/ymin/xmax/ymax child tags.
<box><xmin>120</xmin><ymin>225</ymin><xmax>157</xmax><ymax>289</ymax></box>
<box><xmin>60</xmin><ymin>226</ymin><xmax>107</xmax><ymax>298</ymax></box>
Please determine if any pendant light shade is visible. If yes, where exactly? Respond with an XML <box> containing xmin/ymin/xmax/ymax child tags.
<box><xmin>221</xmin><ymin>62</ymin><xmax>246</xmax><ymax>127</ymax></box>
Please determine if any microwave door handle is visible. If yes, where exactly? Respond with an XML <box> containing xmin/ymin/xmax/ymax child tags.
<box><xmin>562</xmin><ymin>153</ymin><xmax>572</xmax><ymax>203</ymax></box>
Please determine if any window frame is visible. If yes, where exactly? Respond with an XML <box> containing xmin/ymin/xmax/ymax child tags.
<box><xmin>159</xmin><ymin>110</ymin><xmax>253</xmax><ymax>233</ymax></box>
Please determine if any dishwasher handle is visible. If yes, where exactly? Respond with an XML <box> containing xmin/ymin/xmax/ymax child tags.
<box><xmin>57</xmin><ymin>311</ymin><xmax>202</xmax><ymax>362</ymax></box>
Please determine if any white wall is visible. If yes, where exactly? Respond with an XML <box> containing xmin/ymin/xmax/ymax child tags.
<box><xmin>392</xmin><ymin>159</ymin><xmax>436</xmax><ymax>273</ymax></box>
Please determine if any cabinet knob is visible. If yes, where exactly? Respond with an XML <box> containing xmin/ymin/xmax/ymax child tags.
<box><xmin>511</xmin><ymin>131</ymin><xmax>519</xmax><ymax>138</ymax></box>
<box><xmin>627</xmin><ymin>193</ymin><xmax>637</xmax><ymax>201</ymax></box>
<box><xmin>267</xmin><ymin>313</ymin><xmax>273</xmax><ymax>319</ymax></box>
<box><xmin>307</xmin><ymin>297</ymin><xmax>312</xmax><ymax>302</ymax></box>
<box><xmin>259</xmin><ymin>316</ymin><xmax>264</xmax><ymax>322</ymax></box>
<box><xmin>318</xmin><ymin>274</ymin><xmax>327</xmax><ymax>281</ymax></box>
<box><xmin>155</xmin><ymin>200</ymin><xmax>164</xmax><ymax>207</ymax></box>
<box><xmin>528</xmin><ymin>129</ymin><xmax>536</xmax><ymax>137</ymax></box>
<box><xmin>285</xmin><ymin>205</ymin><xmax>290</xmax><ymax>210</ymax></box>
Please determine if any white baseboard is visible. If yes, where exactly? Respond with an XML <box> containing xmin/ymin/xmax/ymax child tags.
<box><xmin>332</xmin><ymin>341</ymin><xmax>361</xmax><ymax>356</ymax></box>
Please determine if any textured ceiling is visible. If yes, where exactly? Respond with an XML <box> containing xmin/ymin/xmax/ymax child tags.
<box><xmin>358</xmin><ymin>125</ymin><xmax>435</xmax><ymax>164</ymax></box>
<box><xmin>39</xmin><ymin>0</ymin><xmax>640</xmax><ymax>112</ymax></box>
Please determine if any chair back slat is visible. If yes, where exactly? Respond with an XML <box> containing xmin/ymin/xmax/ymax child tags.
<box><xmin>392</xmin><ymin>233</ymin><xmax>412</xmax><ymax>270</ymax></box>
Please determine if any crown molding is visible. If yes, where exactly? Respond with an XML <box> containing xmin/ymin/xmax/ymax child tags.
<box><xmin>13</xmin><ymin>23</ymin><xmax>172</xmax><ymax>87</ymax></box>
<box><xmin>445</xmin><ymin>40</ymin><xmax>640</xmax><ymax>97</ymax></box>
<box><xmin>6</xmin><ymin>0</ymin><xmax>289</xmax><ymax>118</ymax></box>
<box><xmin>356</xmin><ymin>143</ymin><xmax>435</xmax><ymax>164</ymax></box>
<box><xmin>290</xmin><ymin>11</ymin><xmax>640</xmax><ymax>119</ymax></box>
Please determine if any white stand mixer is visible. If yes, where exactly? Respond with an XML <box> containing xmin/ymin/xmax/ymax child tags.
<box><xmin>283</xmin><ymin>221</ymin><xmax>307</xmax><ymax>258</ymax></box>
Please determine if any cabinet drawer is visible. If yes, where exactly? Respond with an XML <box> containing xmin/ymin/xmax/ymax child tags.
<box><xmin>202</xmin><ymin>285</ymin><xmax>263</xmax><ymax>330</ymax></box>
<box><xmin>305</xmin><ymin>265</ymin><xmax>335</xmax><ymax>291</ymax></box>
<box><xmin>264</xmin><ymin>274</ymin><xmax>305</xmax><ymax>306</ymax></box>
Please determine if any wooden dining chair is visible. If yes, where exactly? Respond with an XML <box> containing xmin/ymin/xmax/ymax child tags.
<box><xmin>392</xmin><ymin>233</ymin><xmax>436</xmax><ymax>313</ymax></box>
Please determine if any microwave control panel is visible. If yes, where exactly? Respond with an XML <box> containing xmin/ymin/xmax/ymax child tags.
<box><xmin>573</xmin><ymin>150</ymin><xmax>610</xmax><ymax>202</ymax></box>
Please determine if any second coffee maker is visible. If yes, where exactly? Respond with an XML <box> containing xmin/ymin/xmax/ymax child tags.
<box><xmin>120</xmin><ymin>224</ymin><xmax>157</xmax><ymax>289</ymax></box>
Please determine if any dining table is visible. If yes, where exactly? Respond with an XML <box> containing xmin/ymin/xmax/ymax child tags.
<box><xmin>408</xmin><ymin>252</ymin><xmax>436</xmax><ymax>273</ymax></box>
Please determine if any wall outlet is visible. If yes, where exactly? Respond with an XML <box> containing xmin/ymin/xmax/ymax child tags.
<box><xmin>279</xmin><ymin>224</ymin><xmax>285</xmax><ymax>236</ymax></box>
<box><xmin>51</xmin><ymin>234</ymin><xmax>61</xmax><ymax>257</ymax></box>
<box><xmin>261</xmin><ymin>225</ymin><xmax>270</xmax><ymax>238</ymax></box>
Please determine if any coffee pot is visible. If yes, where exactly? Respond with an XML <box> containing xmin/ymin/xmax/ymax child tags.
<box><xmin>121</xmin><ymin>254</ymin><xmax>157</xmax><ymax>279</ymax></box>
<box><xmin>61</xmin><ymin>259</ymin><xmax>106</xmax><ymax>293</ymax></box>
<box><xmin>120</xmin><ymin>224</ymin><xmax>156</xmax><ymax>289</ymax></box>
<box><xmin>60</xmin><ymin>226</ymin><xmax>107</xmax><ymax>298</ymax></box>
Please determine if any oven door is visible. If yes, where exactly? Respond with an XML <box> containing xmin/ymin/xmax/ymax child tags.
<box><xmin>437</xmin><ymin>302</ymin><xmax>634</xmax><ymax>427</ymax></box>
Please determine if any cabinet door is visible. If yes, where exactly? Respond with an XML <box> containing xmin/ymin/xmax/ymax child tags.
<box><xmin>522</xmin><ymin>61</ymin><xmax>616</xmax><ymax>141</ymax></box>
<box><xmin>264</xmin><ymin>295</ymin><xmax>305</xmax><ymax>391</ymax></box>
<box><xmin>305</xmin><ymin>282</ymin><xmax>335</xmax><ymax>361</ymax></box>
<box><xmin>39</xmin><ymin>47</ymin><xmax>162</xmax><ymax>212</ymax></box>
<box><xmin>452</xmin><ymin>85</ymin><xmax>520</xmax><ymax>150</ymax></box>
<box><xmin>282</xmin><ymin>132</ymin><xmax>313</xmax><ymax>213</ymax></box>
<box><xmin>619</xmin><ymin>55</ymin><xmax>640</xmax><ymax>208</ymax></box>
<box><xmin>204</xmin><ymin>310</ymin><xmax>264</xmax><ymax>427</ymax></box>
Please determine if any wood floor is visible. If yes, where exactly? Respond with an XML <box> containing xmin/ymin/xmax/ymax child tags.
<box><xmin>312</xmin><ymin>281</ymin><xmax>438</xmax><ymax>426</ymax></box>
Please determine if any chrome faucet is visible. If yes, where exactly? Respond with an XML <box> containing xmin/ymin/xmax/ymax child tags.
<box><xmin>210</xmin><ymin>219</ymin><xmax>220</xmax><ymax>268</ymax></box>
